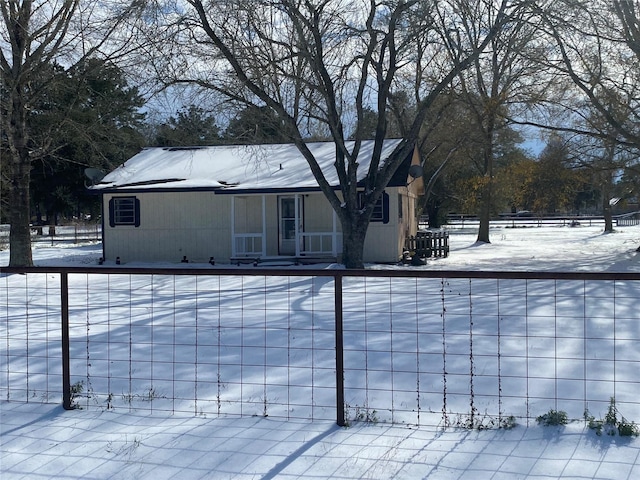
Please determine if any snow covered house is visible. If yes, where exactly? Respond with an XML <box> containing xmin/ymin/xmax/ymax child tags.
<box><xmin>89</xmin><ymin>140</ymin><xmax>424</xmax><ymax>265</ymax></box>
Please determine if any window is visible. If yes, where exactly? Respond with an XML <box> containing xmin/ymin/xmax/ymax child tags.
<box><xmin>109</xmin><ymin>196</ymin><xmax>140</xmax><ymax>227</ymax></box>
<box><xmin>358</xmin><ymin>191</ymin><xmax>389</xmax><ymax>224</ymax></box>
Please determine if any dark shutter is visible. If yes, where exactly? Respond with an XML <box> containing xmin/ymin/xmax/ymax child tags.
<box><xmin>108</xmin><ymin>198</ymin><xmax>115</xmax><ymax>227</ymax></box>
<box><xmin>381</xmin><ymin>192</ymin><xmax>389</xmax><ymax>224</ymax></box>
<box><xmin>134</xmin><ymin>198</ymin><xmax>141</xmax><ymax>227</ymax></box>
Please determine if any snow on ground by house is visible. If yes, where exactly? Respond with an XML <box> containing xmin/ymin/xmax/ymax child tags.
<box><xmin>430</xmin><ymin>224</ymin><xmax>640</xmax><ymax>273</ymax></box>
<box><xmin>5</xmin><ymin>222</ymin><xmax>640</xmax><ymax>271</ymax></box>
<box><xmin>1</xmin><ymin>224</ymin><xmax>640</xmax><ymax>480</ymax></box>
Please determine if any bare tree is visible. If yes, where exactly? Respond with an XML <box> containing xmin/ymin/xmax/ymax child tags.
<box><xmin>453</xmin><ymin>1</ymin><xmax>548</xmax><ymax>243</ymax></box>
<box><xmin>517</xmin><ymin>0</ymin><xmax>640</xmax><ymax>242</ymax></box>
<box><xmin>528</xmin><ymin>0</ymin><xmax>640</xmax><ymax>148</ymax></box>
<box><xmin>1</xmin><ymin>1</ymin><xmax>146</xmax><ymax>266</ymax></box>
<box><xmin>154</xmin><ymin>0</ymin><xmax>519</xmax><ymax>268</ymax></box>
<box><xmin>572</xmin><ymin>107</ymin><xmax>635</xmax><ymax>232</ymax></box>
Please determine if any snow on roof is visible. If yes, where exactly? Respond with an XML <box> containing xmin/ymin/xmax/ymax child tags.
<box><xmin>91</xmin><ymin>140</ymin><xmax>404</xmax><ymax>193</ymax></box>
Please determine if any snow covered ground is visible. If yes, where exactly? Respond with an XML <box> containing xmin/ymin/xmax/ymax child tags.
<box><xmin>2</xmin><ymin>224</ymin><xmax>640</xmax><ymax>479</ymax></box>
<box><xmin>3</xmin><ymin>401</ymin><xmax>639</xmax><ymax>480</ymax></box>
<box><xmin>4</xmin><ymin>221</ymin><xmax>640</xmax><ymax>272</ymax></box>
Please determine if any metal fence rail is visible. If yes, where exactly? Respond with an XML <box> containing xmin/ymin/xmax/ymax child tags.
<box><xmin>2</xmin><ymin>267</ymin><xmax>640</xmax><ymax>428</ymax></box>
<box><xmin>445</xmin><ymin>215</ymin><xmax>607</xmax><ymax>228</ymax></box>
<box><xmin>2</xmin><ymin>224</ymin><xmax>103</xmax><ymax>246</ymax></box>
<box><xmin>443</xmin><ymin>214</ymin><xmax>640</xmax><ymax>229</ymax></box>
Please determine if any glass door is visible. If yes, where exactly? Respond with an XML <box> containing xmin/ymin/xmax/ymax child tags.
<box><xmin>279</xmin><ymin>196</ymin><xmax>303</xmax><ymax>255</ymax></box>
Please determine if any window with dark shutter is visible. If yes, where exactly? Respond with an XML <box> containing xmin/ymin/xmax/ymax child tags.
<box><xmin>109</xmin><ymin>197</ymin><xmax>140</xmax><ymax>227</ymax></box>
<box><xmin>358</xmin><ymin>191</ymin><xmax>389</xmax><ymax>224</ymax></box>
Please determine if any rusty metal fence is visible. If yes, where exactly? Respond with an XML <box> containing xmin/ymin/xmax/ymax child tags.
<box><xmin>2</xmin><ymin>267</ymin><xmax>640</xmax><ymax>428</ymax></box>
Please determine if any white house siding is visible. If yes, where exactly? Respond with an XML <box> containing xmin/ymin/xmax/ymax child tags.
<box><xmin>232</xmin><ymin>196</ymin><xmax>263</xmax><ymax>234</ymax></box>
<box><xmin>103</xmin><ymin>188</ymin><xmax>416</xmax><ymax>264</ymax></box>
<box><xmin>303</xmin><ymin>194</ymin><xmax>338</xmax><ymax>232</ymax></box>
<box><xmin>360</xmin><ymin>146</ymin><xmax>423</xmax><ymax>263</ymax></box>
<box><xmin>362</xmin><ymin>187</ymin><xmax>399</xmax><ymax>263</ymax></box>
<box><xmin>103</xmin><ymin>192</ymin><xmax>233</xmax><ymax>263</ymax></box>
<box><xmin>95</xmin><ymin>141</ymin><xmax>423</xmax><ymax>265</ymax></box>
<box><xmin>400</xmin><ymin>187</ymin><xmax>419</xmax><ymax>253</ymax></box>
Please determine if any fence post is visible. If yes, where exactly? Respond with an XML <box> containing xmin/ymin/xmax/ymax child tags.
<box><xmin>334</xmin><ymin>273</ymin><xmax>345</xmax><ymax>427</ymax></box>
<box><xmin>61</xmin><ymin>272</ymin><xmax>72</xmax><ymax>410</ymax></box>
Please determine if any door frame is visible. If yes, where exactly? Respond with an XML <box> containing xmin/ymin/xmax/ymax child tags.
<box><xmin>278</xmin><ymin>195</ymin><xmax>304</xmax><ymax>255</ymax></box>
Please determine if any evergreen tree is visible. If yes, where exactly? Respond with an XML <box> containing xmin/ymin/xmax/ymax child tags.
<box><xmin>224</xmin><ymin>105</ymin><xmax>295</xmax><ymax>144</ymax></box>
<box><xmin>153</xmin><ymin>105</ymin><xmax>222</xmax><ymax>146</ymax></box>
<box><xmin>28</xmin><ymin>59</ymin><xmax>146</xmax><ymax>225</ymax></box>
<box><xmin>1</xmin><ymin>0</ymin><xmax>147</xmax><ymax>266</ymax></box>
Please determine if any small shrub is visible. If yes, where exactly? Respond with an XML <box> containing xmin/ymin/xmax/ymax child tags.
<box><xmin>605</xmin><ymin>399</ymin><xmax>618</xmax><ymax>427</ymax></box>
<box><xmin>122</xmin><ymin>386</ymin><xmax>167</xmax><ymax>404</ymax></box>
<box><xmin>105</xmin><ymin>393</ymin><xmax>114</xmax><ymax>410</ymax></box>
<box><xmin>453</xmin><ymin>412</ymin><xmax>517</xmax><ymax>430</ymax></box>
<box><xmin>536</xmin><ymin>409</ymin><xmax>568</xmax><ymax>426</ymax></box>
<box><xmin>618</xmin><ymin>418</ymin><xmax>639</xmax><ymax>437</ymax></box>
<box><xmin>501</xmin><ymin>415</ymin><xmax>518</xmax><ymax>430</ymax></box>
<box><xmin>611</xmin><ymin>401</ymin><xmax>639</xmax><ymax>437</ymax></box>
<box><xmin>585</xmin><ymin>398</ymin><xmax>639</xmax><ymax>437</ymax></box>
<box><xmin>344</xmin><ymin>404</ymin><xmax>378</xmax><ymax>426</ymax></box>
<box><xmin>143</xmin><ymin>387</ymin><xmax>165</xmax><ymax>402</ymax></box>
<box><xmin>69</xmin><ymin>381</ymin><xmax>84</xmax><ymax>409</ymax></box>
<box><xmin>584</xmin><ymin>410</ymin><xmax>604</xmax><ymax>435</ymax></box>
<box><xmin>354</xmin><ymin>406</ymin><xmax>378</xmax><ymax>424</ymax></box>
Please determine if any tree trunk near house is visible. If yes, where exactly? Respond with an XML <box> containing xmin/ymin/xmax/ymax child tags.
<box><xmin>602</xmin><ymin>177</ymin><xmax>614</xmax><ymax>233</ymax></box>
<box><xmin>8</xmin><ymin>181</ymin><xmax>33</xmax><ymax>267</ymax></box>
<box><xmin>477</xmin><ymin>186</ymin><xmax>492</xmax><ymax>244</ymax></box>
<box><xmin>2</xmin><ymin>0</ymin><xmax>143</xmax><ymax>267</ymax></box>
<box><xmin>476</xmin><ymin>129</ymin><xmax>495</xmax><ymax>244</ymax></box>
<box><xmin>340</xmin><ymin>218</ymin><xmax>368</xmax><ymax>269</ymax></box>
<box><xmin>427</xmin><ymin>201</ymin><xmax>443</xmax><ymax>228</ymax></box>
<box><xmin>8</xmin><ymin>155</ymin><xmax>34</xmax><ymax>267</ymax></box>
<box><xmin>46</xmin><ymin>208</ymin><xmax>57</xmax><ymax>236</ymax></box>
<box><xmin>603</xmin><ymin>203</ymin><xmax>613</xmax><ymax>232</ymax></box>
<box><xmin>7</xmin><ymin>96</ymin><xmax>34</xmax><ymax>267</ymax></box>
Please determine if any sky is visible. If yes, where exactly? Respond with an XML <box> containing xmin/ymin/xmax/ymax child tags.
<box><xmin>1</xmin><ymin>223</ymin><xmax>640</xmax><ymax>480</ymax></box>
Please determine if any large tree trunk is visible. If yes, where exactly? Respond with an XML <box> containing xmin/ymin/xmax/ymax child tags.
<box><xmin>476</xmin><ymin>147</ymin><xmax>494</xmax><ymax>243</ymax></box>
<box><xmin>477</xmin><ymin>186</ymin><xmax>492</xmax><ymax>244</ymax></box>
<box><xmin>340</xmin><ymin>218</ymin><xmax>369</xmax><ymax>269</ymax></box>
<box><xmin>602</xmin><ymin>176</ymin><xmax>614</xmax><ymax>233</ymax></box>
<box><xmin>7</xmin><ymin>91</ymin><xmax>34</xmax><ymax>267</ymax></box>
<box><xmin>46</xmin><ymin>207</ymin><xmax>57</xmax><ymax>236</ymax></box>
<box><xmin>427</xmin><ymin>201</ymin><xmax>442</xmax><ymax>228</ymax></box>
<box><xmin>8</xmin><ymin>154</ymin><xmax>34</xmax><ymax>267</ymax></box>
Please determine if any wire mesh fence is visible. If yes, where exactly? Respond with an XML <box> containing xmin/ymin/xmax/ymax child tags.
<box><xmin>64</xmin><ymin>272</ymin><xmax>338</xmax><ymax>420</ymax></box>
<box><xmin>2</xmin><ymin>223</ymin><xmax>102</xmax><ymax>246</ymax></box>
<box><xmin>2</xmin><ymin>267</ymin><xmax>640</xmax><ymax>428</ymax></box>
<box><xmin>340</xmin><ymin>275</ymin><xmax>640</xmax><ymax>427</ymax></box>
<box><xmin>2</xmin><ymin>272</ymin><xmax>63</xmax><ymax>404</ymax></box>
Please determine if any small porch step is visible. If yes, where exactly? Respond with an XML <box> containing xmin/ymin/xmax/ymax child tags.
<box><xmin>295</xmin><ymin>255</ymin><xmax>338</xmax><ymax>265</ymax></box>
